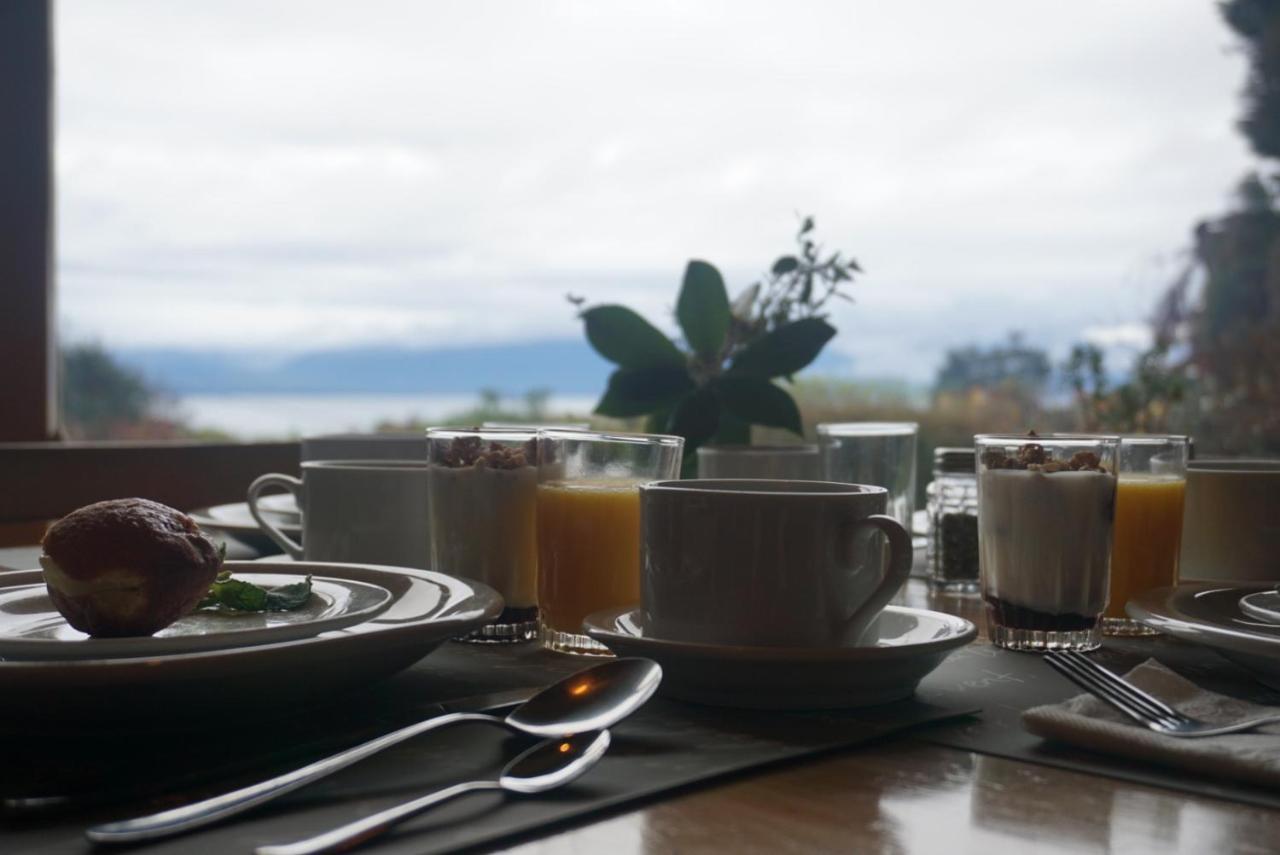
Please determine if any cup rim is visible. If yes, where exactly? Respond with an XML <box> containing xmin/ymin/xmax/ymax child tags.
<box><xmin>974</xmin><ymin>433</ymin><xmax>1121</xmax><ymax>442</ymax></box>
<box><xmin>642</xmin><ymin>478</ymin><xmax>887</xmax><ymax>497</ymax></box>
<box><xmin>301</xmin><ymin>459</ymin><xmax>427</xmax><ymax>471</ymax></box>
<box><xmin>1188</xmin><ymin>458</ymin><xmax>1280</xmax><ymax>473</ymax></box>
<box><xmin>538</xmin><ymin>429</ymin><xmax>684</xmax><ymax>447</ymax></box>
<box><xmin>817</xmin><ymin>421</ymin><xmax>918</xmax><ymax>436</ymax></box>
<box><xmin>695</xmin><ymin>444</ymin><xmax>819</xmax><ymax>455</ymax></box>
<box><xmin>426</xmin><ymin>426</ymin><xmax>537</xmax><ymax>440</ymax></box>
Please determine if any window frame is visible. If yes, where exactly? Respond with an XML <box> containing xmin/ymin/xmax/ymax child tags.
<box><xmin>0</xmin><ymin>2</ymin><xmax>300</xmax><ymax>530</ymax></box>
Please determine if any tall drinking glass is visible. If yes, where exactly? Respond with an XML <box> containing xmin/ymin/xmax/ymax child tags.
<box><xmin>818</xmin><ymin>422</ymin><xmax>918</xmax><ymax>529</ymax></box>
<box><xmin>427</xmin><ymin>428</ymin><xmax>539</xmax><ymax>642</ymax></box>
<box><xmin>1104</xmin><ymin>435</ymin><xmax>1189</xmax><ymax>637</ymax></box>
<box><xmin>536</xmin><ymin>430</ymin><xmax>683</xmax><ymax>655</ymax></box>
<box><xmin>977</xmin><ymin>433</ymin><xmax>1119</xmax><ymax>652</ymax></box>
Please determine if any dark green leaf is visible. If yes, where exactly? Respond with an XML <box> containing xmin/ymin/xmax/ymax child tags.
<box><xmin>714</xmin><ymin>376</ymin><xmax>803</xmax><ymax>435</ymax></box>
<box><xmin>847</xmin><ymin>258</ymin><xmax>863</xmax><ymax>272</ymax></box>
<box><xmin>668</xmin><ymin>388</ymin><xmax>721</xmax><ymax>450</ymax></box>
<box><xmin>711</xmin><ymin>410</ymin><xmax>750</xmax><ymax>445</ymax></box>
<box><xmin>199</xmin><ymin>574</ymin><xmax>313</xmax><ymax>612</ymax></box>
<box><xmin>264</xmin><ymin>578</ymin><xmax>314</xmax><ymax>611</ymax></box>
<box><xmin>582</xmin><ymin>305</ymin><xmax>683</xmax><ymax>368</ymax></box>
<box><xmin>675</xmin><ymin>260</ymin><xmax>730</xmax><ymax>358</ymax></box>
<box><xmin>799</xmin><ymin>216</ymin><xmax>815</xmax><ymax>235</ymax></box>
<box><xmin>771</xmin><ymin>255</ymin><xmax>799</xmax><ymax>276</ymax></box>
<box><xmin>594</xmin><ymin>365</ymin><xmax>695</xmax><ymax>417</ymax></box>
<box><xmin>729</xmin><ymin>317</ymin><xmax>836</xmax><ymax>378</ymax></box>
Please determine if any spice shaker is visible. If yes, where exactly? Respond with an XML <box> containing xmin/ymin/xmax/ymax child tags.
<box><xmin>927</xmin><ymin>447</ymin><xmax>979</xmax><ymax>593</ymax></box>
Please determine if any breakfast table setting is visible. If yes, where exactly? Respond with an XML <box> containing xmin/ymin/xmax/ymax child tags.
<box><xmin>3</xmin><ymin>429</ymin><xmax>1280</xmax><ymax>854</ymax></box>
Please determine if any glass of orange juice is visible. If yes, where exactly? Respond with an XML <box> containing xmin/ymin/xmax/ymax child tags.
<box><xmin>536</xmin><ymin>430</ymin><xmax>683</xmax><ymax>655</ymax></box>
<box><xmin>1104</xmin><ymin>435</ymin><xmax>1190</xmax><ymax>636</ymax></box>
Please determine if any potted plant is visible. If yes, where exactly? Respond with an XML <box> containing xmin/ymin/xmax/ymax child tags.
<box><xmin>571</xmin><ymin>217</ymin><xmax>861</xmax><ymax>472</ymax></box>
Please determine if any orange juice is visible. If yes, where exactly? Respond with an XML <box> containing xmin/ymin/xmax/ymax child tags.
<box><xmin>1106</xmin><ymin>475</ymin><xmax>1186</xmax><ymax>618</ymax></box>
<box><xmin>536</xmin><ymin>480</ymin><xmax>642</xmax><ymax>635</ymax></box>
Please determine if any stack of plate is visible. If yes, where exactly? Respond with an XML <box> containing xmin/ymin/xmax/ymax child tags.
<box><xmin>1128</xmin><ymin>584</ymin><xmax>1280</xmax><ymax>689</ymax></box>
<box><xmin>0</xmin><ymin>561</ymin><xmax>501</xmax><ymax>720</ymax></box>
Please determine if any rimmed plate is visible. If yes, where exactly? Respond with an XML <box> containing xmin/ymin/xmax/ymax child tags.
<box><xmin>584</xmin><ymin>605</ymin><xmax>975</xmax><ymax>709</ymax></box>
<box><xmin>0</xmin><ymin>572</ymin><xmax>392</xmax><ymax>660</ymax></box>
<box><xmin>1128</xmin><ymin>583</ymin><xmax>1280</xmax><ymax>689</ymax></box>
<box><xmin>1239</xmin><ymin>590</ymin><xmax>1280</xmax><ymax>625</ymax></box>
<box><xmin>0</xmin><ymin>561</ymin><xmax>502</xmax><ymax>721</ymax></box>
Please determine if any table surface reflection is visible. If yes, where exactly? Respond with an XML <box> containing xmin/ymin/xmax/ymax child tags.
<box><xmin>503</xmin><ymin>580</ymin><xmax>1280</xmax><ymax>855</ymax></box>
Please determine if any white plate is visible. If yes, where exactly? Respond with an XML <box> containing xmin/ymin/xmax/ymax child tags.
<box><xmin>190</xmin><ymin>502</ymin><xmax>301</xmax><ymax>551</ymax></box>
<box><xmin>0</xmin><ymin>572</ymin><xmax>392</xmax><ymax>660</ymax></box>
<box><xmin>1128</xmin><ymin>584</ymin><xmax>1280</xmax><ymax>689</ymax></box>
<box><xmin>0</xmin><ymin>561</ymin><xmax>502</xmax><ymax>721</ymax></box>
<box><xmin>584</xmin><ymin>605</ymin><xmax>976</xmax><ymax>709</ymax></box>
<box><xmin>256</xmin><ymin>492</ymin><xmax>301</xmax><ymax>522</ymax></box>
<box><xmin>1239</xmin><ymin>590</ymin><xmax>1280</xmax><ymax>625</ymax></box>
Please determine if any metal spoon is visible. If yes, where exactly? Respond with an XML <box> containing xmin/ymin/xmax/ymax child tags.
<box><xmin>85</xmin><ymin>658</ymin><xmax>660</xmax><ymax>845</ymax></box>
<box><xmin>254</xmin><ymin>729</ymin><xmax>611</xmax><ymax>855</ymax></box>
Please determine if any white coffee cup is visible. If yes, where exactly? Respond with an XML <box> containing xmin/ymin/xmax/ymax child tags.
<box><xmin>248</xmin><ymin>460</ymin><xmax>430</xmax><ymax>569</ymax></box>
<box><xmin>639</xmin><ymin>479</ymin><xmax>913</xmax><ymax>647</ymax></box>
<box><xmin>1179</xmin><ymin>459</ymin><xmax>1280</xmax><ymax>582</ymax></box>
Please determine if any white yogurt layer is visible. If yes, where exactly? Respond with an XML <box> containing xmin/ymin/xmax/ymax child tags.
<box><xmin>979</xmin><ymin>468</ymin><xmax>1116</xmax><ymax>615</ymax></box>
<box><xmin>428</xmin><ymin>465</ymin><xmax>538</xmax><ymax>608</ymax></box>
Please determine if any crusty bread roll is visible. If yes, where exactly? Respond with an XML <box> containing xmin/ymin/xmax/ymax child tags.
<box><xmin>40</xmin><ymin>498</ymin><xmax>222</xmax><ymax>637</ymax></box>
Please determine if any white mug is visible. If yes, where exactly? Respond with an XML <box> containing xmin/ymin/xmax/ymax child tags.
<box><xmin>248</xmin><ymin>460</ymin><xmax>430</xmax><ymax>569</ymax></box>
<box><xmin>1179</xmin><ymin>459</ymin><xmax>1280</xmax><ymax>582</ymax></box>
<box><xmin>640</xmin><ymin>479</ymin><xmax>913</xmax><ymax>647</ymax></box>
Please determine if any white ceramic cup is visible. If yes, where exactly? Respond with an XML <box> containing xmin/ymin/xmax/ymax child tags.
<box><xmin>248</xmin><ymin>460</ymin><xmax>430</xmax><ymax>569</ymax></box>
<box><xmin>1179</xmin><ymin>459</ymin><xmax>1280</xmax><ymax>582</ymax></box>
<box><xmin>639</xmin><ymin>479</ymin><xmax>913</xmax><ymax>647</ymax></box>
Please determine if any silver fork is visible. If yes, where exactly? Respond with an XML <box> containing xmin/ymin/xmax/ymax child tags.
<box><xmin>1043</xmin><ymin>650</ymin><xmax>1280</xmax><ymax>738</ymax></box>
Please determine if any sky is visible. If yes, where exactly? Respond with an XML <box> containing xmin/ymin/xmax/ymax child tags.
<box><xmin>56</xmin><ymin>0</ymin><xmax>1258</xmax><ymax>384</ymax></box>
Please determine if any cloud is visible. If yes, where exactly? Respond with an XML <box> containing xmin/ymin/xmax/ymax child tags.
<box><xmin>53</xmin><ymin>0</ymin><xmax>1255</xmax><ymax>384</ymax></box>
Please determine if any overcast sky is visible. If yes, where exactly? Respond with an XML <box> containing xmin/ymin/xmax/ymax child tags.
<box><xmin>56</xmin><ymin>0</ymin><xmax>1257</xmax><ymax>383</ymax></box>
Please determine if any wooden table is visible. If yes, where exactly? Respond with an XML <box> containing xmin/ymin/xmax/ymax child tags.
<box><xmin>2</xmin><ymin>545</ymin><xmax>1276</xmax><ymax>854</ymax></box>
<box><xmin>508</xmin><ymin>582</ymin><xmax>1280</xmax><ymax>855</ymax></box>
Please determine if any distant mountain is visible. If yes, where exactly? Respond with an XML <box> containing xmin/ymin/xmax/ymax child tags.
<box><xmin>117</xmin><ymin>340</ymin><xmax>616</xmax><ymax>395</ymax></box>
<box><xmin>117</xmin><ymin>339</ymin><xmax>856</xmax><ymax>396</ymax></box>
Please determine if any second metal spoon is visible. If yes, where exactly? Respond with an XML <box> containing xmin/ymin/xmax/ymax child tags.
<box><xmin>255</xmin><ymin>730</ymin><xmax>612</xmax><ymax>855</ymax></box>
<box><xmin>86</xmin><ymin>657</ymin><xmax>660</xmax><ymax>844</ymax></box>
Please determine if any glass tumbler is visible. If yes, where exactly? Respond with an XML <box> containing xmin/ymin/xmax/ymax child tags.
<box><xmin>536</xmin><ymin>430</ymin><xmax>683</xmax><ymax>655</ymax></box>
<box><xmin>428</xmin><ymin>427</ymin><xmax>539</xmax><ymax>643</ymax></box>
<box><xmin>1104</xmin><ymin>435</ymin><xmax>1189</xmax><ymax>637</ymax></box>
<box><xmin>818</xmin><ymin>422</ymin><xmax>919</xmax><ymax>531</ymax></box>
<box><xmin>976</xmin><ymin>433</ymin><xmax>1119</xmax><ymax>652</ymax></box>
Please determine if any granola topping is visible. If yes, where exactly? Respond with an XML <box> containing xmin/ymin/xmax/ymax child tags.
<box><xmin>433</xmin><ymin>435</ymin><xmax>536</xmax><ymax>470</ymax></box>
<box><xmin>980</xmin><ymin>434</ymin><xmax>1108</xmax><ymax>473</ymax></box>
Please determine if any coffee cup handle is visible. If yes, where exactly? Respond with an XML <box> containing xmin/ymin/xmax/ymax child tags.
<box><xmin>843</xmin><ymin>514</ymin><xmax>913</xmax><ymax>633</ymax></box>
<box><xmin>247</xmin><ymin>473</ymin><xmax>304</xmax><ymax>559</ymax></box>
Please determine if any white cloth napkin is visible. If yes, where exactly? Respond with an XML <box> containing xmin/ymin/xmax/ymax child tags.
<box><xmin>1023</xmin><ymin>658</ymin><xmax>1280</xmax><ymax>789</ymax></box>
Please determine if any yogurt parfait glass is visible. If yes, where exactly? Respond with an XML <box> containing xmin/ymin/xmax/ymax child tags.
<box><xmin>976</xmin><ymin>433</ymin><xmax>1119</xmax><ymax>652</ymax></box>
<box><xmin>428</xmin><ymin>427</ymin><xmax>539</xmax><ymax>642</ymax></box>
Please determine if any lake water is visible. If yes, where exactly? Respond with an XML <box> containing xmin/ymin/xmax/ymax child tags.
<box><xmin>177</xmin><ymin>393</ymin><xmax>599</xmax><ymax>439</ymax></box>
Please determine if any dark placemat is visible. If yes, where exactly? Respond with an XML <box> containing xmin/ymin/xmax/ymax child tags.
<box><xmin>912</xmin><ymin>635</ymin><xmax>1280</xmax><ymax>809</ymax></box>
<box><xmin>0</xmin><ymin>641</ymin><xmax>976</xmax><ymax>854</ymax></box>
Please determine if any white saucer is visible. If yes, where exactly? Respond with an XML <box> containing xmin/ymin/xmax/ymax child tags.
<box><xmin>1128</xmin><ymin>584</ymin><xmax>1280</xmax><ymax>689</ymax></box>
<box><xmin>584</xmin><ymin>606</ymin><xmax>975</xmax><ymax>709</ymax></box>
<box><xmin>0</xmin><ymin>561</ymin><xmax>502</xmax><ymax>721</ymax></box>
<box><xmin>1239</xmin><ymin>590</ymin><xmax>1280</xmax><ymax>625</ymax></box>
<box><xmin>0</xmin><ymin>572</ymin><xmax>392</xmax><ymax>660</ymax></box>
